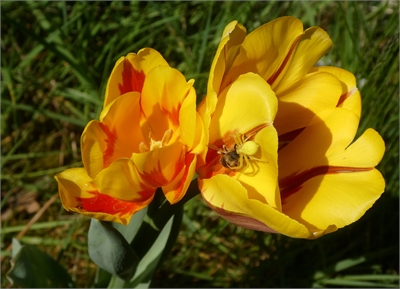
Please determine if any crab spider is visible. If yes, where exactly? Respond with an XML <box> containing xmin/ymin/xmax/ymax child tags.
<box><xmin>218</xmin><ymin>133</ymin><xmax>264</xmax><ymax>170</ymax></box>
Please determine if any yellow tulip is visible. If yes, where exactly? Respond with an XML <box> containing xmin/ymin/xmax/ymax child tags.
<box><xmin>56</xmin><ymin>48</ymin><xmax>205</xmax><ymax>225</ymax></box>
<box><xmin>197</xmin><ymin>17</ymin><xmax>385</xmax><ymax>239</ymax></box>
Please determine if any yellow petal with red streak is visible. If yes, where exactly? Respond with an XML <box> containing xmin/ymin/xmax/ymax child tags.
<box><xmin>140</xmin><ymin>66</ymin><xmax>194</xmax><ymax>141</ymax></box>
<box><xmin>131</xmin><ymin>142</ymin><xmax>185</xmax><ymax>188</ymax></box>
<box><xmin>273</xmin><ymin>26</ymin><xmax>333</xmax><ymax>95</ymax></box>
<box><xmin>104</xmin><ymin>48</ymin><xmax>169</xmax><ymax>107</ymax></box>
<box><xmin>282</xmin><ymin>169</ymin><xmax>385</xmax><ymax>232</ymax></box>
<box><xmin>55</xmin><ymin>167</ymin><xmax>153</xmax><ymax>225</ymax></box>
<box><xmin>91</xmin><ymin>158</ymin><xmax>155</xmax><ymax>201</ymax></box>
<box><xmin>222</xmin><ymin>16</ymin><xmax>304</xmax><ymax>90</ymax></box>
<box><xmin>278</xmin><ymin>108</ymin><xmax>359</xmax><ymax>180</ymax></box>
<box><xmin>82</xmin><ymin>92</ymin><xmax>144</xmax><ymax>178</ymax></box>
<box><xmin>310</xmin><ymin>66</ymin><xmax>361</xmax><ymax>118</ymax></box>
<box><xmin>162</xmin><ymin>153</ymin><xmax>197</xmax><ymax>204</ymax></box>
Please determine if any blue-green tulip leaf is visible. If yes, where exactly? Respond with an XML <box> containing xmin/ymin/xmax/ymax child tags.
<box><xmin>7</xmin><ymin>240</ymin><xmax>75</xmax><ymax>288</ymax></box>
<box><xmin>11</xmin><ymin>238</ymin><xmax>22</xmax><ymax>258</ymax></box>
<box><xmin>129</xmin><ymin>207</ymin><xmax>183</xmax><ymax>288</ymax></box>
<box><xmin>88</xmin><ymin>219</ymin><xmax>139</xmax><ymax>281</ymax></box>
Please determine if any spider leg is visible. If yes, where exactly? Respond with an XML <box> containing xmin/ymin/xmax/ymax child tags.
<box><xmin>243</xmin><ymin>155</ymin><xmax>249</xmax><ymax>169</ymax></box>
<box><xmin>249</xmin><ymin>155</ymin><xmax>266</xmax><ymax>163</ymax></box>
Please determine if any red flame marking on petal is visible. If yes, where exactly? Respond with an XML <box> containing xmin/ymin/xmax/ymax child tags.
<box><xmin>138</xmin><ymin>147</ymin><xmax>187</xmax><ymax>188</ymax></box>
<box><xmin>98</xmin><ymin>123</ymin><xmax>116</xmax><ymax>168</ymax></box>
<box><xmin>170</xmin><ymin>153</ymin><xmax>196</xmax><ymax>203</ymax></box>
<box><xmin>337</xmin><ymin>87</ymin><xmax>357</xmax><ymax>107</ymax></box>
<box><xmin>163</xmin><ymin>105</ymin><xmax>181</xmax><ymax>127</ymax></box>
<box><xmin>278</xmin><ymin>127</ymin><xmax>305</xmax><ymax>151</ymax></box>
<box><xmin>267</xmin><ymin>34</ymin><xmax>302</xmax><ymax>85</ymax></box>
<box><xmin>118</xmin><ymin>59</ymin><xmax>146</xmax><ymax>95</ymax></box>
<box><xmin>77</xmin><ymin>190</ymin><xmax>141</xmax><ymax>217</ymax></box>
<box><xmin>279</xmin><ymin>165</ymin><xmax>373</xmax><ymax>201</ymax></box>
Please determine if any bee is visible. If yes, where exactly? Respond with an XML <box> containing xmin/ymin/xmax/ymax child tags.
<box><xmin>218</xmin><ymin>144</ymin><xmax>241</xmax><ymax>168</ymax></box>
<box><xmin>217</xmin><ymin>133</ymin><xmax>263</xmax><ymax>170</ymax></box>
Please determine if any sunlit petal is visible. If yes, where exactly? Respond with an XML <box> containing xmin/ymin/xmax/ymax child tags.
<box><xmin>278</xmin><ymin>108</ymin><xmax>359</xmax><ymax>180</ymax></box>
<box><xmin>310</xmin><ymin>66</ymin><xmax>361</xmax><ymax>118</ymax></box>
<box><xmin>200</xmin><ymin>174</ymin><xmax>313</xmax><ymax>238</ymax></box>
<box><xmin>274</xmin><ymin>71</ymin><xmax>342</xmax><ymax>136</ymax></box>
<box><xmin>82</xmin><ymin>92</ymin><xmax>144</xmax><ymax>178</ymax></box>
<box><xmin>91</xmin><ymin>158</ymin><xmax>155</xmax><ymax>201</ymax></box>
<box><xmin>162</xmin><ymin>153</ymin><xmax>197</xmax><ymax>204</ymax></box>
<box><xmin>104</xmin><ymin>48</ymin><xmax>169</xmax><ymax>107</ymax></box>
<box><xmin>209</xmin><ymin>21</ymin><xmax>247</xmax><ymax>96</ymax></box>
<box><xmin>55</xmin><ymin>167</ymin><xmax>153</xmax><ymax>225</ymax></box>
<box><xmin>282</xmin><ymin>169</ymin><xmax>385</xmax><ymax>232</ymax></box>
<box><xmin>209</xmin><ymin>73</ymin><xmax>278</xmax><ymax>144</ymax></box>
<box><xmin>140</xmin><ymin>66</ymin><xmax>194</xmax><ymax>140</ymax></box>
<box><xmin>273</xmin><ymin>26</ymin><xmax>333</xmax><ymax>95</ymax></box>
<box><xmin>132</xmin><ymin>142</ymin><xmax>185</xmax><ymax>188</ymax></box>
<box><xmin>178</xmin><ymin>85</ymin><xmax>197</xmax><ymax>149</ymax></box>
<box><xmin>223</xmin><ymin>16</ymin><xmax>304</xmax><ymax>91</ymax></box>
<box><xmin>328</xmin><ymin>128</ymin><xmax>385</xmax><ymax>167</ymax></box>
<box><xmin>233</xmin><ymin>126</ymin><xmax>281</xmax><ymax>210</ymax></box>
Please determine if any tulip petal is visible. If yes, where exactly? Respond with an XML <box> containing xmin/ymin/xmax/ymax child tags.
<box><xmin>178</xmin><ymin>85</ymin><xmax>198</xmax><ymax>149</ymax></box>
<box><xmin>274</xmin><ymin>71</ymin><xmax>342</xmax><ymax>136</ymax></box>
<box><xmin>310</xmin><ymin>66</ymin><xmax>361</xmax><ymax>118</ymax></box>
<box><xmin>104</xmin><ymin>48</ymin><xmax>169</xmax><ymax>107</ymax></box>
<box><xmin>82</xmin><ymin>92</ymin><xmax>144</xmax><ymax>178</ymax></box>
<box><xmin>223</xmin><ymin>16</ymin><xmax>304</xmax><ymax>91</ymax></box>
<box><xmin>273</xmin><ymin>26</ymin><xmax>333</xmax><ymax>95</ymax></box>
<box><xmin>55</xmin><ymin>167</ymin><xmax>153</xmax><ymax>225</ymax></box>
<box><xmin>81</xmin><ymin>120</ymin><xmax>108</xmax><ymax>178</ymax></box>
<box><xmin>131</xmin><ymin>142</ymin><xmax>185</xmax><ymax>188</ymax></box>
<box><xmin>91</xmin><ymin>158</ymin><xmax>155</xmax><ymax>202</ymax></box>
<box><xmin>199</xmin><ymin>174</ymin><xmax>314</xmax><ymax>238</ymax></box>
<box><xmin>209</xmin><ymin>73</ymin><xmax>278</xmax><ymax>145</ymax></box>
<box><xmin>327</xmin><ymin>128</ymin><xmax>385</xmax><ymax>167</ymax></box>
<box><xmin>278</xmin><ymin>108</ymin><xmax>359</xmax><ymax>180</ymax></box>
<box><xmin>233</xmin><ymin>126</ymin><xmax>281</xmax><ymax>210</ymax></box>
<box><xmin>282</xmin><ymin>169</ymin><xmax>385</xmax><ymax>232</ymax></box>
<box><xmin>191</xmin><ymin>112</ymin><xmax>206</xmax><ymax>155</ymax></box>
<box><xmin>209</xmin><ymin>21</ymin><xmax>247</xmax><ymax>96</ymax></box>
<box><xmin>162</xmin><ymin>153</ymin><xmax>197</xmax><ymax>204</ymax></box>
<box><xmin>278</xmin><ymin>109</ymin><xmax>385</xmax><ymax>232</ymax></box>
<box><xmin>140</xmin><ymin>66</ymin><xmax>194</xmax><ymax>142</ymax></box>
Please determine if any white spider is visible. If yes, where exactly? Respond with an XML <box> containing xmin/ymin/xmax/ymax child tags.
<box><xmin>217</xmin><ymin>133</ymin><xmax>263</xmax><ymax>170</ymax></box>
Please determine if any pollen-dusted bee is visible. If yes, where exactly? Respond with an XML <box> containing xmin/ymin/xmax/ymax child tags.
<box><xmin>219</xmin><ymin>144</ymin><xmax>241</xmax><ymax>168</ymax></box>
<box><xmin>217</xmin><ymin>133</ymin><xmax>264</xmax><ymax>170</ymax></box>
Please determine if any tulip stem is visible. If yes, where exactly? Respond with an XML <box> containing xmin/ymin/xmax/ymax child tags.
<box><xmin>130</xmin><ymin>178</ymin><xmax>200</xmax><ymax>259</ymax></box>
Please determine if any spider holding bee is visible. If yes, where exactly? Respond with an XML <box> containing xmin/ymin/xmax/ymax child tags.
<box><xmin>216</xmin><ymin>133</ymin><xmax>264</xmax><ymax>171</ymax></box>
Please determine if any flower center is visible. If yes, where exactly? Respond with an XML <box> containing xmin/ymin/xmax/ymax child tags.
<box><xmin>139</xmin><ymin>129</ymin><xmax>173</xmax><ymax>152</ymax></box>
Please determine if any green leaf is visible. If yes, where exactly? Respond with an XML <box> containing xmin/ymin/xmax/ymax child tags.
<box><xmin>321</xmin><ymin>278</ymin><xmax>399</xmax><ymax>288</ymax></box>
<box><xmin>94</xmin><ymin>209</ymin><xmax>147</xmax><ymax>288</ymax></box>
<box><xmin>130</xmin><ymin>207</ymin><xmax>183</xmax><ymax>288</ymax></box>
<box><xmin>11</xmin><ymin>238</ymin><xmax>22</xmax><ymax>258</ymax></box>
<box><xmin>7</xmin><ymin>240</ymin><xmax>75</xmax><ymax>288</ymax></box>
<box><xmin>88</xmin><ymin>219</ymin><xmax>139</xmax><ymax>281</ymax></box>
<box><xmin>94</xmin><ymin>267</ymin><xmax>113</xmax><ymax>289</ymax></box>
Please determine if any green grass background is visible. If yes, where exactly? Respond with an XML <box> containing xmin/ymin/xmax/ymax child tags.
<box><xmin>1</xmin><ymin>0</ymin><xmax>399</xmax><ymax>287</ymax></box>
